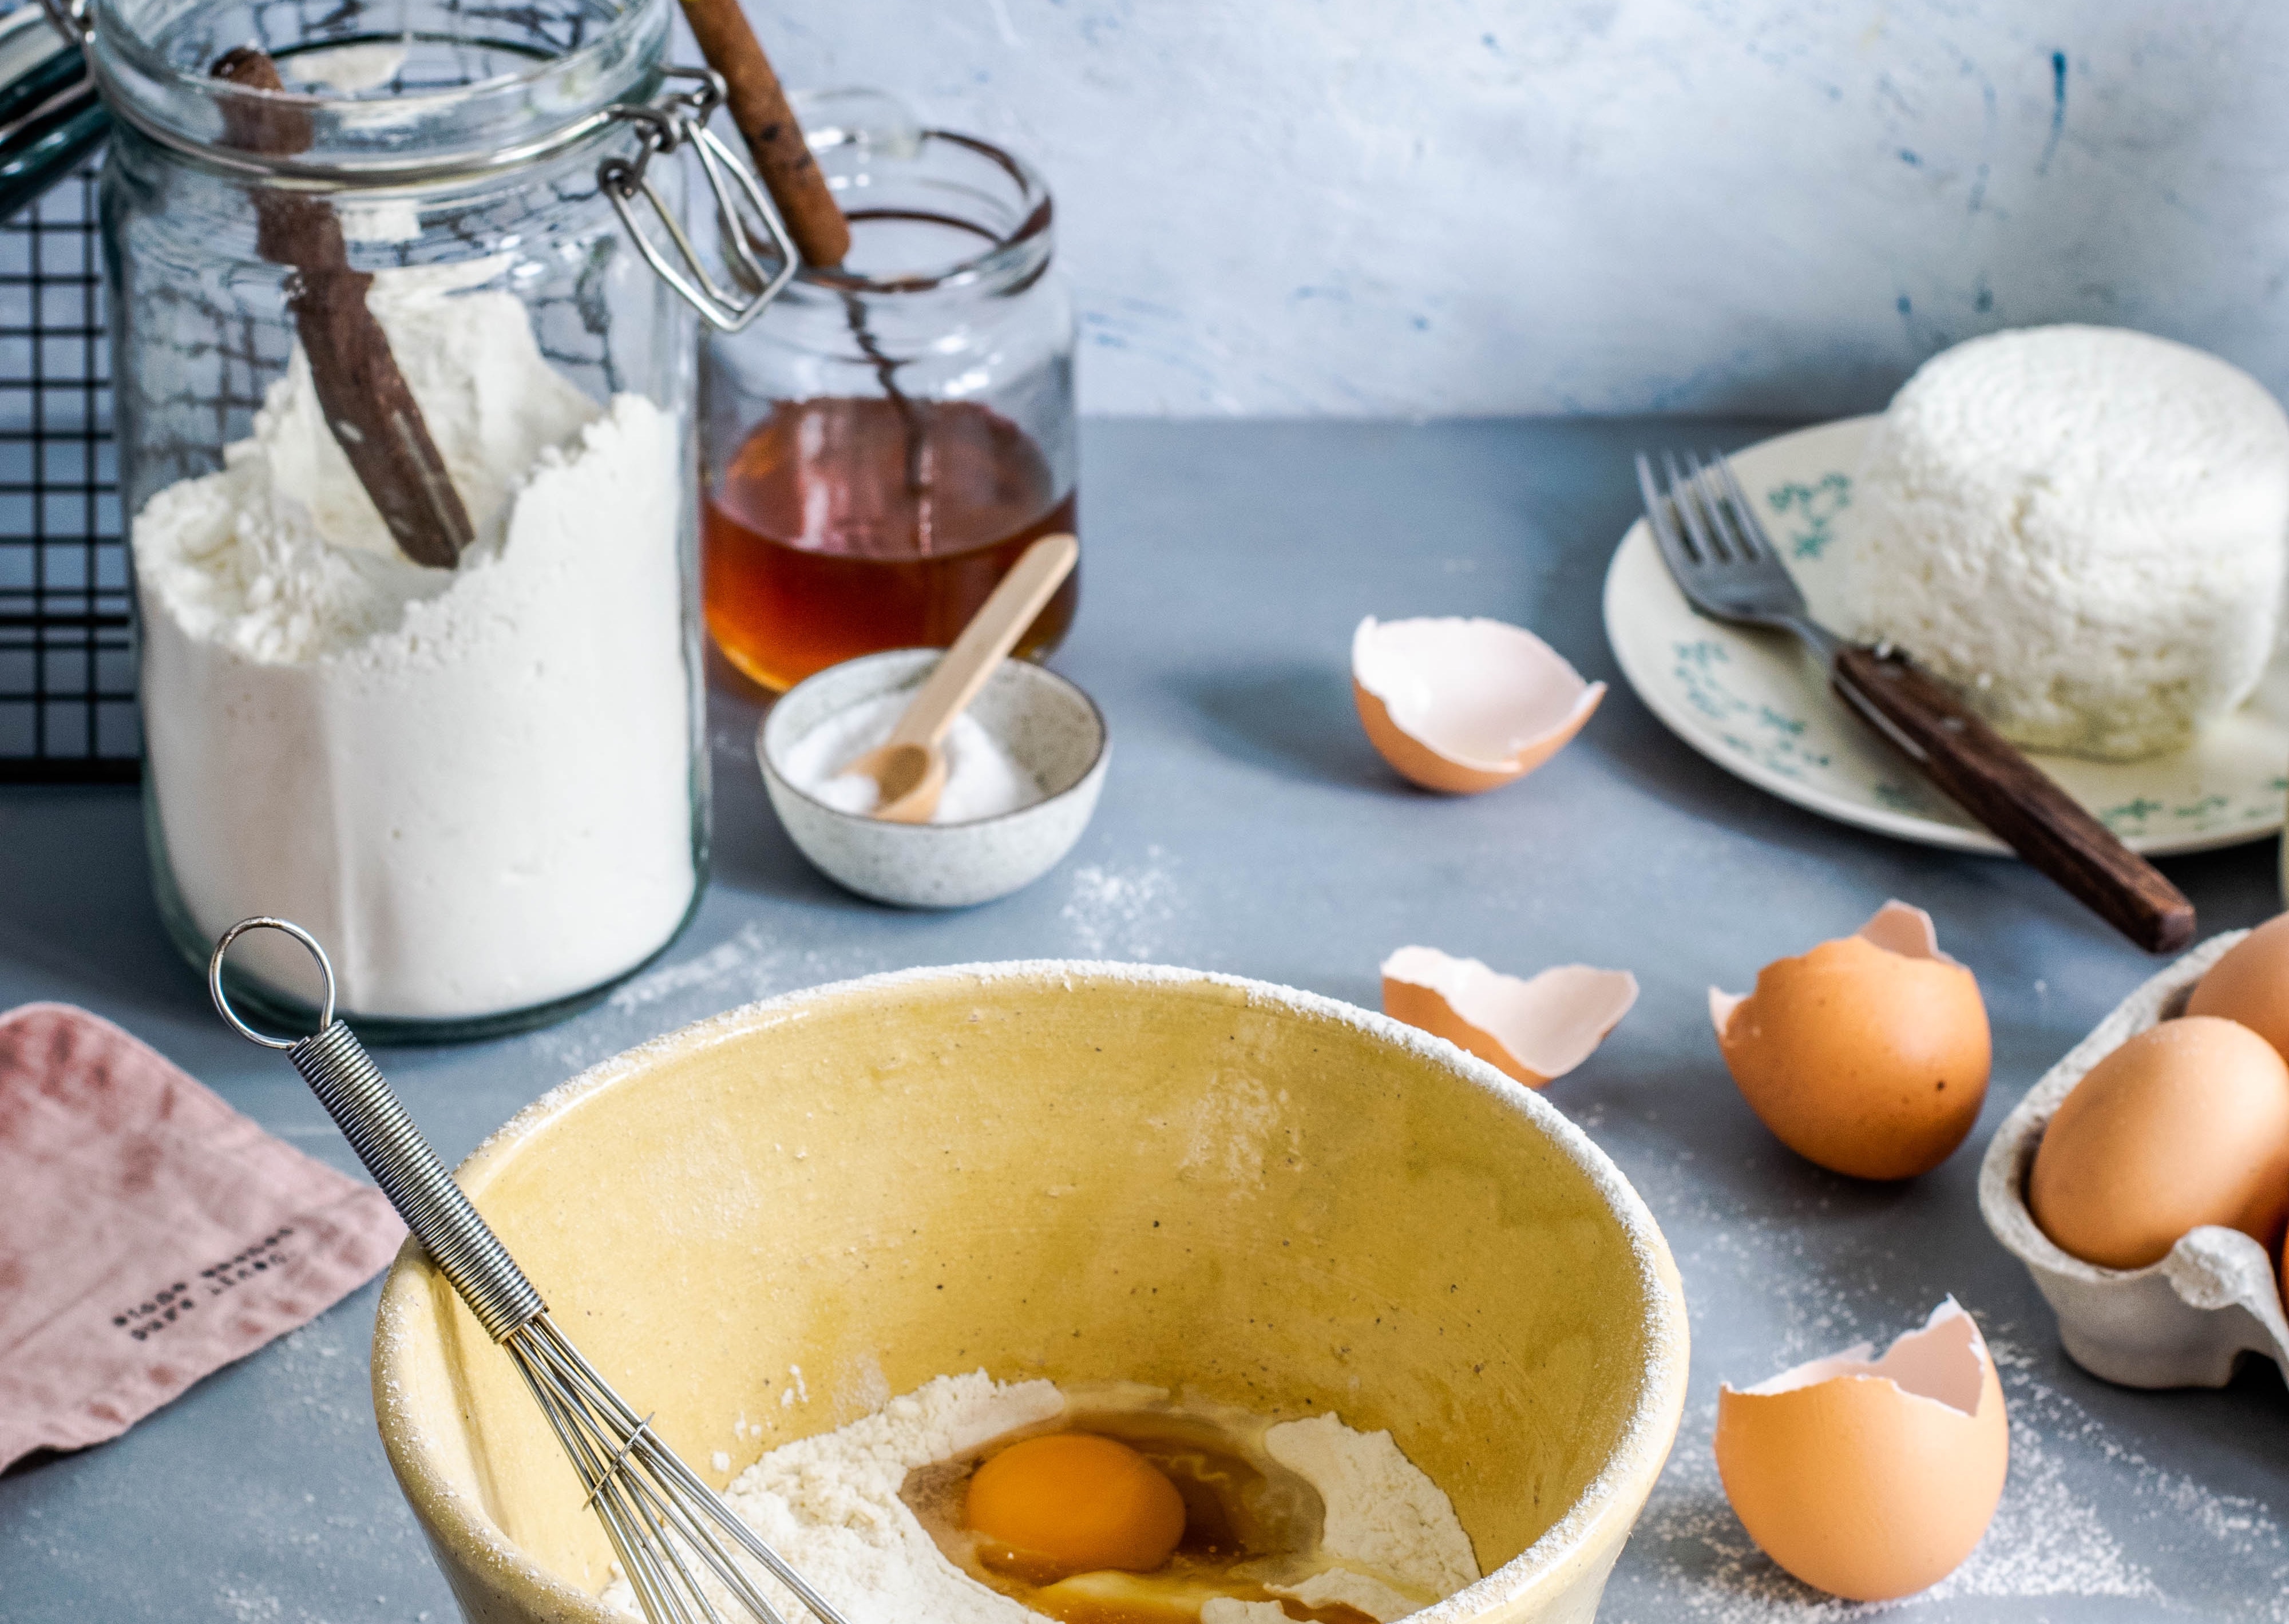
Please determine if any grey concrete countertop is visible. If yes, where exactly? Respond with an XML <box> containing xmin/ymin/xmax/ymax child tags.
<box><xmin>3</xmin><ymin>418</ymin><xmax>2283</xmax><ymax>1623</ymax></box>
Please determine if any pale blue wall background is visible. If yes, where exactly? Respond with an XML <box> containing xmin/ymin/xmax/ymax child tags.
<box><xmin>740</xmin><ymin>0</ymin><xmax>2289</xmax><ymax>417</ymax></box>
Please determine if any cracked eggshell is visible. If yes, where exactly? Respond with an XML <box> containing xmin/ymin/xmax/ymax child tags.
<box><xmin>1710</xmin><ymin>901</ymin><xmax>1990</xmax><ymax>1181</ymax></box>
<box><xmin>1381</xmin><ymin>946</ymin><xmax>1638</xmax><ymax>1087</ymax></box>
<box><xmin>1981</xmin><ymin>928</ymin><xmax>2289</xmax><ymax>1388</ymax></box>
<box><xmin>1716</xmin><ymin>1298</ymin><xmax>2008</xmax><ymax>1603</ymax></box>
<box><xmin>1351</xmin><ymin>616</ymin><xmax>1605</xmax><ymax>794</ymax></box>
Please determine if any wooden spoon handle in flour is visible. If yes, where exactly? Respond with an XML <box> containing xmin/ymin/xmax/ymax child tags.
<box><xmin>212</xmin><ymin>47</ymin><xmax>476</xmax><ymax>570</ymax></box>
<box><xmin>674</xmin><ymin>0</ymin><xmax>852</xmax><ymax>267</ymax></box>
<box><xmin>1831</xmin><ymin>645</ymin><xmax>2196</xmax><ymax>953</ymax></box>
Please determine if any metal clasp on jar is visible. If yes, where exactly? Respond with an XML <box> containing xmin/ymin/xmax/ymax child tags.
<box><xmin>34</xmin><ymin>0</ymin><xmax>89</xmax><ymax>40</ymax></box>
<box><xmin>41</xmin><ymin>0</ymin><xmax>798</xmax><ymax>335</ymax></box>
<box><xmin>603</xmin><ymin>68</ymin><xmax>795</xmax><ymax>333</ymax></box>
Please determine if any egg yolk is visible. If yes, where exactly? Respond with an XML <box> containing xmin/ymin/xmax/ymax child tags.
<box><xmin>964</xmin><ymin>1432</ymin><xmax>1187</xmax><ymax>1575</ymax></box>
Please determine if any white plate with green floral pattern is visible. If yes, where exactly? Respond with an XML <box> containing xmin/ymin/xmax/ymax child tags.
<box><xmin>1602</xmin><ymin>415</ymin><xmax>2289</xmax><ymax>856</ymax></box>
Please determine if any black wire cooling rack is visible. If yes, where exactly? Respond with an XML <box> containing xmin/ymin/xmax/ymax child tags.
<box><xmin>0</xmin><ymin>161</ymin><xmax>132</xmax><ymax>783</ymax></box>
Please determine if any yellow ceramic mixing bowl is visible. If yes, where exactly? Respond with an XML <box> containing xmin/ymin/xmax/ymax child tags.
<box><xmin>373</xmin><ymin>964</ymin><xmax>1688</xmax><ymax>1624</ymax></box>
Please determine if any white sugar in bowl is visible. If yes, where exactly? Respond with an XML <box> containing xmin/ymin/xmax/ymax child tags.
<box><xmin>759</xmin><ymin>648</ymin><xmax>1109</xmax><ymax>908</ymax></box>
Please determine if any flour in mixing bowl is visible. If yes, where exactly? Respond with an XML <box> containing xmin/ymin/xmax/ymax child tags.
<box><xmin>598</xmin><ymin>1372</ymin><xmax>1478</xmax><ymax>1624</ymax></box>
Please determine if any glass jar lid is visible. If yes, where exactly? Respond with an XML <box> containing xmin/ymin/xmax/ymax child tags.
<box><xmin>73</xmin><ymin>0</ymin><xmax>669</xmax><ymax>187</ymax></box>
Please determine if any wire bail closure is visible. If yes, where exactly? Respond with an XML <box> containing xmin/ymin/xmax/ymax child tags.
<box><xmin>601</xmin><ymin>67</ymin><xmax>796</xmax><ymax>332</ymax></box>
<box><xmin>54</xmin><ymin>17</ymin><xmax>799</xmax><ymax>335</ymax></box>
<box><xmin>35</xmin><ymin>0</ymin><xmax>89</xmax><ymax>43</ymax></box>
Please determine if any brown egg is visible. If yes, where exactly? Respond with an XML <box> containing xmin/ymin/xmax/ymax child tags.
<box><xmin>1716</xmin><ymin>1299</ymin><xmax>2008</xmax><ymax>1602</ymax></box>
<box><xmin>2187</xmin><ymin>914</ymin><xmax>2289</xmax><ymax>1062</ymax></box>
<box><xmin>2027</xmin><ymin>1015</ymin><xmax>2289</xmax><ymax>1270</ymax></box>
<box><xmin>1710</xmin><ymin>902</ymin><xmax>1990</xmax><ymax>1180</ymax></box>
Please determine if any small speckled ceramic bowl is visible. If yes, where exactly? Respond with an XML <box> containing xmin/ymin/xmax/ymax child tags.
<box><xmin>759</xmin><ymin>648</ymin><xmax>1109</xmax><ymax>908</ymax></box>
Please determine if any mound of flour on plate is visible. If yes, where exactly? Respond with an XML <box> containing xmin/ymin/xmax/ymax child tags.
<box><xmin>1840</xmin><ymin>324</ymin><xmax>2289</xmax><ymax>761</ymax></box>
<box><xmin>598</xmin><ymin>1372</ymin><xmax>1476</xmax><ymax>1624</ymax></box>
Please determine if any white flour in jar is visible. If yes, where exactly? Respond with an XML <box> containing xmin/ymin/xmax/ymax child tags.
<box><xmin>134</xmin><ymin>267</ymin><xmax>695</xmax><ymax>1020</ymax></box>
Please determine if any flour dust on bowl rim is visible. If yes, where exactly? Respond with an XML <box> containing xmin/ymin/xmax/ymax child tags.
<box><xmin>371</xmin><ymin>961</ymin><xmax>1689</xmax><ymax>1624</ymax></box>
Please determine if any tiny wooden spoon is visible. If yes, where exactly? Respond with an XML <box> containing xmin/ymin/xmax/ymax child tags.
<box><xmin>838</xmin><ymin>533</ymin><xmax>1080</xmax><ymax>823</ymax></box>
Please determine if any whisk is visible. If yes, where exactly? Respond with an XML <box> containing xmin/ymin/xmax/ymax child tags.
<box><xmin>209</xmin><ymin>917</ymin><xmax>853</xmax><ymax>1624</ymax></box>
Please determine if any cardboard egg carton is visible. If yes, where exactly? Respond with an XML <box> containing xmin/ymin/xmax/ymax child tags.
<box><xmin>1979</xmin><ymin>929</ymin><xmax>2289</xmax><ymax>1389</ymax></box>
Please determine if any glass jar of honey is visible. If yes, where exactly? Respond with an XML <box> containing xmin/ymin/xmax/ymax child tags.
<box><xmin>700</xmin><ymin>97</ymin><xmax>1076</xmax><ymax>692</ymax></box>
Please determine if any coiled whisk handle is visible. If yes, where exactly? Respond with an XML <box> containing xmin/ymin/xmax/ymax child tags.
<box><xmin>209</xmin><ymin>918</ymin><xmax>545</xmax><ymax>1342</ymax></box>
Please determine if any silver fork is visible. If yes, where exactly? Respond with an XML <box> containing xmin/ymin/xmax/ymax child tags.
<box><xmin>1635</xmin><ymin>449</ymin><xmax>2194</xmax><ymax>954</ymax></box>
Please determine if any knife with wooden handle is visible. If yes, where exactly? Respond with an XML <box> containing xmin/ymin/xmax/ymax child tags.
<box><xmin>1831</xmin><ymin>645</ymin><xmax>2196</xmax><ymax>953</ymax></box>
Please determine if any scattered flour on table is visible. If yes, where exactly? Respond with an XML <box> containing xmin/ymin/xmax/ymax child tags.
<box><xmin>1615</xmin><ymin>1336</ymin><xmax>2289</xmax><ymax>1621</ymax></box>
<box><xmin>1621</xmin><ymin>1396</ymin><xmax>2157</xmax><ymax>1621</ymax></box>
<box><xmin>216</xmin><ymin>1582</ymin><xmax>285</xmax><ymax>1622</ymax></box>
<box><xmin>597</xmin><ymin>1372</ymin><xmax>1477</xmax><ymax>1623</ymax></box>
<box><xmin>1060</xmin><ymin>847</ymin><xmax>1182</xmax><ymax>958</ymax></box>
<box><xmin>605</xmin><ymin>922</ymin><xmax>805</xmax><ymax>1017</ymax></box>
<box><xmin>580</xmin><ymin>845</ymin><xmax>1193</xmax><ymax>1065</ymax></box>
<box><xmin>565</xmin><ymin>922</ymin><xmax>885</xmax><ymax>1072</ymax></box>
<box><xmin>1597</xmin><ymin>1172</ymin><xmax>2289</xmax><ymax>1621</ymax></box>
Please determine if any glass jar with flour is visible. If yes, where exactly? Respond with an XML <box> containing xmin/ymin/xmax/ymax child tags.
<box><xmin>74</xmin><ymin>0</ymin><xmax>793</xmax><ymax>1035</ymax></box>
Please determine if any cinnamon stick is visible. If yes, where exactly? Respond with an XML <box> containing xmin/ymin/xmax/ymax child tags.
<box><xmin>212</xmin><ymin>48</ymin><xmax>475</xmax><ymax>569</ymax></box>
<box><xmin>670</xmin><ymin>4</ymin><xmax>927</xmax><ymax>486</ymax></box>
<box><xmin>673</xmin><ymin>0</ymin><xmax>850</xmax><ymax>267</ymax></box>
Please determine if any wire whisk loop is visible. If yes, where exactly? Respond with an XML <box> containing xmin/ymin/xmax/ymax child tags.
<box><xmin>211</xmin><ymin>917</ymin><xmax>853</xmax><ymax>1624</ymax></box>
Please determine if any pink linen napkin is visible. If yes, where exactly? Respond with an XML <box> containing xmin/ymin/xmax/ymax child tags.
<box><xmin>0</xmin><ymin>1002</ymin><xmax>405</xmax><ymax>1469</ymax></box>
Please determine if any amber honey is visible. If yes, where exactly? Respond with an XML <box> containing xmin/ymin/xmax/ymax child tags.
<box><xmin>703</xmin><ymin>395</ymin><xmax>1078</xmax><ymax>692</ymax></box>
